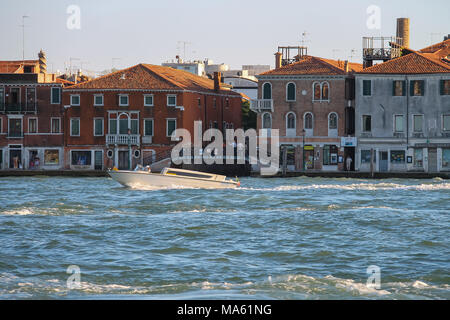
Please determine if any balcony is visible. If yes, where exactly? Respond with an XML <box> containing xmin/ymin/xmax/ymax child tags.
<box><xmin>106</xmin><ymin>134</ymin><xmax>140</xmax><ymax>146</ymax></box>
<box><xmin>0</xmin><ymin>102</ymin><xmax>37</xmax><ymax>114</ymax></box>
<box><xmin>250</xmin><ymin>99</ymin><xmax>274</xmax><ymax>113</ymax></box>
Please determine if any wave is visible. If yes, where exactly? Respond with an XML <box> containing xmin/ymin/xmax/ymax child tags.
<box><xmin>1</xmin><ymin>272</ymin><xmax>448</xmax><ymax>299</ymax></box>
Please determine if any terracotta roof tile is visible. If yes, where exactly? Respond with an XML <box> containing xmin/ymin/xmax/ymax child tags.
<box><xmin>0</xmin><ymin>60</ymin><xmax>39</xmax><ymax>73</ymax></box>
<box><xmin>260</xmin><ymin>56</ymin><xmax>363</xmax><ymax>76</ymax></box>
<box><xmin>67</xmin><ymin>64</ymin><xmax>239</xmax><ymax>96</ymax></box>
<box><xmin>358</xmin><ymin>51</ymin><xmax>450</xmax><ymax>74</ymax></box>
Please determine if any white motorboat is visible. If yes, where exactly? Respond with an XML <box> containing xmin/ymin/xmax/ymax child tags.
<box><xmin>108</xmin><ymin>167</ymin><xmax>240</xmax><ymax>189</ymax></box>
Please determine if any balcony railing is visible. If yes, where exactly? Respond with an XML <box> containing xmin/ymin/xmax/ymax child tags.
<box><xmin>0</xmin><ymin>102</ymin><xmax>37</xmax><ymax>114</ymax></box>
<box><xmin>250</xmin><ymin>99</ymin><xmax>274</xmax><ymax>113</ymax></box>
<box><xmin>106</xmin><ymin>134</ymin><xmax>140</xmax><ymax>146</ymax></box>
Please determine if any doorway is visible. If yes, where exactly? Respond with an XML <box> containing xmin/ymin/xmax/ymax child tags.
<box><xmin>379</xmin><ymin>151</ymin><xmax>388</xmax><ymax>172</ymax></box>
<box><xmin>118</xmin><ymin>151</ymin><xmax>129</xmax><ymax>170</ymax></box>
<box><xmin>344</xmin><ymin>147</ymin><xmax>355</xmax><ymax>171</ymax></box>
<box><xmin>9</xmin><ymin>148</ymin><xmax>22</xmax><ymax>169</ymax></box>
<box><xmin>428</xmin><ymin>148</ymin><xmax>438</xmax><ymax>173</ymax></box>
<box><xmin>94</xmin><ymin>151</ymin><xmax>103</xmax><ymax>170</ymax></box>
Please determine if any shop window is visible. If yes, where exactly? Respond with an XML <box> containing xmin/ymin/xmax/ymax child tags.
<box><xmin>414</xmin><ymin>149</ymin><xmax>423</xmax><ymax>167</ymax></box>
<box><xmin>361</xmin><ymin>150</ymin><xmax>376</xmax><ymax>164</ymax></box>
<box><xmin>44</xmin><ymin>150</ymin><xmax>59</xmax><ymax>165</ymax></box>
<box><xmin>71</xmin><ymin>151</ymin><xmax>91</xmax><ymax>166</ymax></box>
<box><xmin>442</xmin><ymin>149</ymin><xmax>450</xmax><ymax>169</ymax></box>
<box><xmin>323</xmin><ymin>145</ymin><xmax>338</xmax><ymax>165</ymax></box>
<box><xmin>390</xmin><ymin>151</ymin><xmax>405</xmax><ymax>163</ymax></box>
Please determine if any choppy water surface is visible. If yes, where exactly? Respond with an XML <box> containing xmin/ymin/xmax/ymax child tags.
<box><xmin>0</xmin><ymin>176</ymin><xmax>449</xmax><ymax>299</ymax></box>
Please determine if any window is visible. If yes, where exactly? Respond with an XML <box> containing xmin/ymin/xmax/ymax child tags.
<box><xmin>213</xmin><ymin>98</ymin><xmax>217</xmax><ymax>108</ymax></box>
<box><xmin>213</xmin><ymin>121</ymin><xmax>218</xmax><ymax>129</ymax></box>
<box><xmin>263</xmin><ymin>83</ymin><xmax>272</xmax><ymax>100</ymax></box>
<box><xmin>393</xmin><ymin>80</ymin><xmax>406</xmax><ymax>96</ymax></box>
<box><xmin>391</xmin><ymin>151</ymin><xmax>406</xmax><ymax>163</ymax></box>
<box><xmin>44</xmin><ymin>150</ymin><xmax>59</xmax><ymax>165</ymax></box>
<box><xmin>363</xmin><ymin>80</ymin><xmax>372</xmax><ymax>96</ymax></box>
<box><xmin>304</xmin><ymin>113</ymin><xmax>313</xmax><ymax>130</ymax></box>
<box><xmin>443</xmin><ymin>115</ymin><xmax>450</xmax><ymax>131</ymax></box>
<box><xmin>130</xmin><ymin>118</ymin><xmax>138</xmax><ymax>134</ymax></box>
<box><xmin>109</xmin><ymin>118</ymin><xmax>117</xmax><ymax>134</ymax></box>
<box><xmin>167</xmin><ymin>95</ymin><xmax>177</xmax><ymax>106</ymax></box>
<box><xmin>410</xmin><ymin>80</ymin><xmax>425</xmax><ymax>96</ymax></box>
<box><xmin>119</xmin><ymin>95</ymin><xmax>129</xmax><ymax>106</ymax></box>
<box><xmin>286</xmin><ymin>83</ymin><xmax>296</xmax><ymax>101</ymax></box>
<box><xmin>323</xmin><ymin>145</ymin><xmax>338</xmax><ymax>165</ymax></box>
<box><xmin>313</xmin><ymin>82</ymin><xmax>330</xmax><ymax>101</ymax></box>
<box><xmin>167</xmin><ymin>119</ymin><xmax>176</xmax><ymax>137</ymax></box>
<box><xmin>414</xmin><ymin>149</ymin><xmax>423</xmax><ymax>167</ymax></box>
<box><xmin>287</xmin><ymin>113</ymin><xmax>296</xmax><ymax>129</ymax></box>
<box><xmin>361</xmin><ymin>150</ymin><xmax>376</xmax><ymax>164</ymax></box>
<box><xmin>70</xmin><ymin>95</ymin><xmax>80</xmax><ymax>106</ymax></box>
<box><xmin>441</xmin><ymin>80</ymin><xmax>450</xmax><ymax>95</ymax></box>
<box><xmin>0</xmin><ymin>87</ymin><xmax>4</xmax><ymax>105</ymax></box>
<box><xmin>442</xmin><ymin>149</ymin><xmax>450</xmax><ymax>169</ymax></box>
<box><xmin>94</xmin><ymin>118</ymin><xmax>104</xmax><ymax>136</ymax></box>
<box><xmin>71</xmin><ymin>151</ymin><xmax>91</xmax><ymax>166</ymax></box>
<box><xmin>119</xmin><ymin>117</ymin><xmax>128</xmax><ymax>134</ymax></box>
<box><xmin>51</xmin><ymin>87</ymin><xmax>61</xmax><ymax>104</ymax></box>
<box><xmin>262</xmin><ymin>113</ymin><xmax>272</xmax><ymax>129</ymax></box>
<box><xmin>144</xmin><ymin>95</ymin><xmax>154</xmax><ymax>106</ymax></box>
<box><xmin>144</xmin><ymin>119</ymin><xmax>154</xmax><ymax>136</ymax></box>
<box><xmin>329</xmin><ymin>113</ymin><xmax>337</xmax><ymax>130</ymax></box>
<box><xmin>197</xmin><ymin>98</ymin><xmax>201</xmax><ymax>108</ymax></box>
<box><xmin>362</xmin><ymin>115</ymin><xmax>372</xmax><ymax>132</ymax></box>
<box><xmin>28</xmin><ymin>118</ymin><xmax>37</xmax><ymax>133</ymax></box>
<box><xmin>71</xmin><ymin>118</ymin><xmax>80</xmax><ymax>136</ymax></box>
<box><xmin>322</xmin><ymin>82</ymin><xmax>329</xmax><ymax>100</ymax></box>
<box><xmin>8</xmin><ymin>118</ymin><xmax>22</xmax><ymax>137</ymax></box>
<box><xmin>94</xmin><ymin>95</ymin><xmax>104</xmax><ymax>106</ymax></box>
<box><xmin>413</xmin><ymin>115</ymin><xmax>423</xmax><ymax>132</ymax></box>
<box><xmin>51</xmin><ymin>118</ymin><xmax>61</xmax><ymax>134</ymax></box>
<box><xmin>394</xmin><ymin>115</ymin><xmax>404</xmax><ymax>132</ymax></box>
<box><xmin>0</xmin><ymin>118</ymin><xmax>2</xmax><ymax>133</ymax></box>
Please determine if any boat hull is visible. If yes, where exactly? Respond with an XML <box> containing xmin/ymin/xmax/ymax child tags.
<box><xmin>108</xmin><ymin>170</ymin><xmax>238</xmax><ymax>189</ymax></box>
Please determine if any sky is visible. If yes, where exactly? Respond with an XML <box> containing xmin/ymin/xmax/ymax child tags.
<box><xmin>0</xmin><ymin>0</ymin><xmax>449</xmax><ymax>75</ymax></box>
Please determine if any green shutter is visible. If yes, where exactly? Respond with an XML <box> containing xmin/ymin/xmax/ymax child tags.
<box><xmin>410</xmin><ymin>81</ymin><xmax>414</xmax><ymax>96</ymax></box>
<box><xmin>420</xmin><ymin>81</ymin><xmax>425</xmax><ymax>96</ymax></box>
<box><xmin>402</xmin><ymin>81</ymin><xmax>406</xmax><ymax>96</ymax></box>
<box><xmin>392</xmin><ymin>81</ymin><xmax>396</xmax><ymax>96</ymax></box>
<box><xmin>441</xmin><ymin>80</ymin><xmax>445</xmax><ymax>95</ymax></box>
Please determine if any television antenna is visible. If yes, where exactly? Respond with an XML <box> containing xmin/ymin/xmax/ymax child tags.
<box><xmin>19</xmin><ymin>15</ymin><xmax>30</xmax><ymax>62</ymax></box>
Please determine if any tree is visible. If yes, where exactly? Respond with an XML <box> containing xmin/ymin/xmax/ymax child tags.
<box><xmin>241</xmin><ymin>100</ymin><xmax>256</xmax><ymax>130</ymax></box>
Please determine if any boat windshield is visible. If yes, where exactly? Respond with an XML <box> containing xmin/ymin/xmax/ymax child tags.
<box><xmin>165</xmin><ymin>169</ymin><xmax>213</xmax><ymax>179</ymax></box>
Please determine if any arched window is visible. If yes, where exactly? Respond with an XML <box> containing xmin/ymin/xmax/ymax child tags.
<box><xmin>263</xmin><ymin>83</ymin><xmax>272</xmax><ymax>100</ymax></box>
<box><xmin>322</xmin><ymin>82</ymin><xmax>329</xmax><ymax>100</ymax></box>
<box><xmin>329</xmin><ymin>113</ymin><xmax>338</xmax><ymax>129</ymax></box>
<box><xmin>287</xmin><ymin>113</ymin><xmax>296</xmax><ymax>129</ymax></box>
<box><xmin>313</xmin><ymin>83</ymin><xmax>321</xmax><ymax>100</ymax></box>
<box><xmin>304</xmin><ymin>113</ymin><xmax>313</xmax><ymax>129</ymax></box>
<box><xmin>262</xmin><ymin>113</ymin><xmax>272</xmax><ymax>129</ymax></box>
<box><xmin>286</xmin><ymin>83</ymin><xmax>296</xmax><ymax>101</ymax></box>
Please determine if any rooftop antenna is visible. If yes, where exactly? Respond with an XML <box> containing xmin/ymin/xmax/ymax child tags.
<box><xmin>300</xmin><ymin>31</ymin><xmax>310</xmax><ymax>47</ymax></box>
<box><xmin>177</xmin><ymin>41</ymin><xmax>192</xmax><ymax>61</ymax></box>
<box><xmin>428</xmin><ymin>33</ymin><xmax>441</xmax><ymax>45</ymax></box>
<box><xmin>69</xmin><ymin>57</ymin><xmax>80</xmax><ymax>75</ymax></box>
<box><xmin>349</xmin><ymin>49</ymin><xmax>358</xmax><ymax>62</ymax></box>
<box><xmin>20</xmin><ymin>15</ymin><xmax>30</xmax><ymax>63</ymax></box>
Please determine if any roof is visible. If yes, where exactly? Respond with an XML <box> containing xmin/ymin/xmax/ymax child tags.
<box><xmin>0</xmin><ymin>60</ymin><xmax>39</xmax><ymax>73</ymax></box>
<box><xmin>259</xmin><ymin>56</ymin><xmax>363</xmax><ymax>76</ymax></box>
<box><xmin>358</xmin><ymin>51</ymin><xmax>450</xmax><ymax>74</ymax></box>
<box><xmin>419</xmin><ymin>39</ymin><xmax>450</xmax><ymax>54</ymax></box>
<box><xmin>67</xmin><ymin>64</ymin><xmax>240</xmax><ymax>96</ymax></box>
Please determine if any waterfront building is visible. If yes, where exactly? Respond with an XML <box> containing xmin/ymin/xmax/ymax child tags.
<box><xmin>252</xmin><ymin>51</ymin><xmax>362</xmax><ymax>172</ymax></box>
<box><xmin>62</xmin><ymin>64</ymin><xmax>242</xmax><ymax>171</ymax></box>
<box><xmin>355</xmin><ymin>39</ymin><xmax>450</xmax><ymax>173</ymax></box>
<box><xmin>0</xmin><ymin>51</ymin><xmax>66</xmax><ymax>170</ymax></box>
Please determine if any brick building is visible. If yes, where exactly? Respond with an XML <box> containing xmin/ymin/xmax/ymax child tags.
<box><xmin>62</xmin><ymin>64</ymin><xmax>242</xmax><ymax>170</ymax></box>
<box><xmin>0</xmin><ymin>52</ymin><xmax>66</xmax><ymax>170</ymax></box>
<box><xmin>252</xmin><ymin>55</ymin><xmax>362</xmax><ymax>172</ymax></box>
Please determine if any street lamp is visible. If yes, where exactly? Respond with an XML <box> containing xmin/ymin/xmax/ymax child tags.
<box><xmin>127</xmin><ymin>128</ymin><xmax>132</xmax><ymax>171</ymax></box>
<box><xmin>302</xmin><ymin>129</ymin><xmax>306</xmax><ymax>172</ymax></box>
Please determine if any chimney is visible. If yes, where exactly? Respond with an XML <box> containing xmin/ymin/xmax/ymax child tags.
<box><xmin>38</xmin><ymin>49</ymin><xmax>47</xmax><ymax>74</ymax></box>
<box><xmin>445</xmin><ymin>34</ymin><xmax>450</xmax><ymax>41</ymax></box>
<box><xmin>344</xmin><ymin>60</ymin><xmax>349</xmax><ymax>73</ymax></box>
<box><xmin>396</xmin><ymin>18</ymin><xmax>410</xmax><ymax>48</ymax></box>
<box><xmin>213</xmin><ymin>72</ymin><xmax>221</xmax><ymax>92</ymax></box>
<box><xmin>275</xmin><ymin>52</ymin><xmax>282</xmax><ymax>69</ymax></box>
